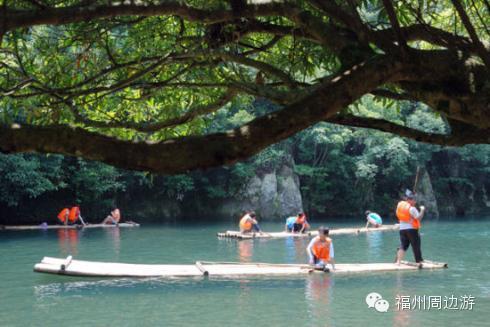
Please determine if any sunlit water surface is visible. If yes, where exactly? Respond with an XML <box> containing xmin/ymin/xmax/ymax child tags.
<box><xmin>1</xmin><ymin>219</ymin><xmax>489</xmax><ymax>326</ymax></box>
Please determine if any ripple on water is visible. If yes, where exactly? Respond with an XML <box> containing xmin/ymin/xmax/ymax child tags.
<box><xmin>1</xmin><ymin>220</ymin><xmax>489</xmax><ymax>326</ymax></box>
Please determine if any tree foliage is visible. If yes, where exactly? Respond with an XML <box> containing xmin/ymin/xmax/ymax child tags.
<box><xmin>0</xmin><ymin>0</ymin><xmax>489</xmax><ymax>174</ymax></box>
<box><xmin>1</xmin><ymin>97</ymin><xmax>489</xmax><ymax>220</ymax></box>
<box><xmin>0</xmin><ymin>153</ymin><xmax>61</xmax><ymax>206</ymax></box>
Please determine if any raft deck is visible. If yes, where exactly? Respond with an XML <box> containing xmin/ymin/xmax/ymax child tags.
<box><xmin>34</xmin><ymin>256</ymin><xmax>447</xmax><ymax>278</ymax></box>
<box><xmin>217</xmin><ymin>224</ymin><xmax>399</xmax><ymax>239</ymax></box>
<box><xmin>1</xmin><ymin>222</ymin><xmax>140</xmax><ymax>230</ymax></box>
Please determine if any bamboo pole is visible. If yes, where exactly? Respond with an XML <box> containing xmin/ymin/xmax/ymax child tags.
<box><xmin>61</xmin><ymin>255</ymin><xmax>73</xmax><ymax>271</ymax></box>
<box><xmin>413</xmin><ymin>166</ymin><xmax>421</xmax><ymax>193</ymax></box>
<box><xmin>195</xmin><ymin>261</ymin><xmax>209</xmax><ymax>276</ymax></box>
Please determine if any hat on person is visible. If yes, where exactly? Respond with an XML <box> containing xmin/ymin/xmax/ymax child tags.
<box><xmin>318</xmin><ymin>226</ymin><xmax>329</xmax><ymax>236</ymax></box>
<box><xmin>405</xmin><ymin>189</ymin><xmax>416</xmax><ymax>200</ymax></box>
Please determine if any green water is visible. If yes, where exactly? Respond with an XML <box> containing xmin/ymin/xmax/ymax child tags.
<box><xmin>1</xmin><ymin>219</ymin><xmax>489</xmax><ymax>327</ymax></box>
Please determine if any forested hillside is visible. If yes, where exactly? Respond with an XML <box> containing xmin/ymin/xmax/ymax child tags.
<box><xmin>1</xmin><ymin>98</ymin><xmax>488</xmax><ymax>224</ymax></box>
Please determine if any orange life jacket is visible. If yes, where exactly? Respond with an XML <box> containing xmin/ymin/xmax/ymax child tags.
<box><xmin>239</xmin><ymin>215</ymin><xmax>252</xmax><ymax>231</ymax></box>
<box><xmin>312</xmin><ymin>237</ymin><xmax>332</xmax><ymax>261</ymax></box>
<box><xmin>68</xmin><ymin>206</ymin><xmax>80</xmax><ymax>223</ymax></box>
<box><xmin>57</xmin><ymin>208</ymin><xmax>69</xmax><ymax>224</ymax></box>
<box><xmin>396</xmin><ymin>201</ymin><xmax>420</xmax><ymax>229</ymax></box>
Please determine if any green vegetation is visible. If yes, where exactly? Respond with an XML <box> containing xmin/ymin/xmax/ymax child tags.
<box><xmin>1</xmin><ymin>97</ymin><xmax>489</xmax><ymax>222</ymax></box>
<box><xmin>1</xmin><ymin>1</ymin><xmax>489</xmax><ymax>222</ymax></box>
<box><xmin>1</xmin><ymin>1</ymin><xmax>490</xmax><ymax>174</ymax></box>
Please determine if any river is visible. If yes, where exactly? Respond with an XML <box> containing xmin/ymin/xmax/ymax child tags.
<box><xmin>0</xmin><ymin>219</ymin><xmax>489</xmax><ymax>326</ymax></box>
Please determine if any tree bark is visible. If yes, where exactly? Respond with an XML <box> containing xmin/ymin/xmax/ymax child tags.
<box><xmin>0</xmin><ymin>56</ymin><xmax>404</xmax><ymax>174</ymax></box>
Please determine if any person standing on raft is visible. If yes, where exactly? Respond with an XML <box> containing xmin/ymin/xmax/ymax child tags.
<box><xmin>365</xmin><ymin>210</ymin><xmax>383</xmax><ymax>228</ymax></box>
<box><xmin>395</xmin><ymin>190</ymin><xmax>425</xmax><ymax>264</ymax></box>
<box><xmin>101</xmin><ymin>207</ymin><xmax>121</xmax><ymax>225</ymax></box>
<box><xmin>239</xmin><ymin>211</ymin><xmax>262</xmax><ymax>234</ymax></box>
<box><xmin>285</xmin><ymin>212</ymin><xmax>310</xmax><ymax>233</ymax></box>
<box><xmin>307</xmin><ymin>226</ymin><xmax>335</xmax><ymax>271</ymax></box>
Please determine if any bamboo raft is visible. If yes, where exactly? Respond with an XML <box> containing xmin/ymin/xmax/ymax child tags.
<box><xmin>1</xmin><ymin>222</ymin><xmax>140</xmax><ymax>231</ymax></box>
<box><xmin>34</xmin><ymin>256</ymin><xmax>447</xmax><ymax>277</ymax></box>
<box><xmin>217</xmin><ymin>224</ymin><xmax>399</xmax><ymax>239</ymax></box>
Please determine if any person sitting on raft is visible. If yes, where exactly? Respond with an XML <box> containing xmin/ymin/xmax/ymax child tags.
<box><xmin>285</xmin><ymin>213</ymin><xmax>310</xmax><ymax>233</ymax></box>
<box><xmin>307</xmin><ymin>226</ymin><xmax>335</xmax><ymax>271</ymax></box>
<box><xmin>365</xmin><ymin>210</ymin><xmax>383</xmax><ymax>228</ymax></box>
<box><xmin>57</xmin><ymin>206</ymin><xmax>87</xmax><ymax>226</ymax></box>
<box><xmin>101</xmin><ymin>207</ymin><xmax>121</xmax><ymax>225</ymax></box>
<box><xmin>57</xmin><ymin>208</ymin><xmax>69</xmax><ymax>225</ymax></box>
<box><xmin>239</xmin><ymin>211</ymin><xmax>262</xmax><ymax>234</ymax></box>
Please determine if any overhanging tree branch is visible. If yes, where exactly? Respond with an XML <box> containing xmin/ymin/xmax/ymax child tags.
<box><xmin>2</xmin><ymin>2</ymin><xmax>296</xmax><ymax>31</ymax></box>
<box><xmin>328</xmin><ymin>114</ymin><xmax>490</xmax><ymax>146</ymax></box>
<box><xmin>0</xmin><ymin>55</ymin><xmax>404</xmax><ymax>173</ymax></box>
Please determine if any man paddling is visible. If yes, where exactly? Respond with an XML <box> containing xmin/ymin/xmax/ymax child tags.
<box><xmin>307</xmin><ymin>226</ymin><xmax>335</xmax><ymax>271</ymax></box>
<box><xmin>365</xmin><ymin>210</ymin><xmax>383</xmax><ymax>228</ymax></box>
<box><xmin>285</xmin><ymin>212</ymin><xmax>310</xmax><ymax>233</ymax></box>
<box><xmin>395</xmin><ymin>190</ymin><xmax>425</xmax><ymax>264</ymax></box>
<box><xmin>239</xmin><ymin>211</ymin><xmax>262</xmax><ymax>234</ymax></box>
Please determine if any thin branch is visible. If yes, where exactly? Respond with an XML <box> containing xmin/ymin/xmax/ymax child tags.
<box><xmin>371</xmin><ymin>89</ymin><xmax>416</xmax><ymax>101</ymax></box>
<box><xmin>376</xmin><ymin>24</ymin><xmax>476</xmax><ymax>52</ymax></box>
<box><xmin>469</xmin><ymin>0</ymin><xmax>490</xmax><ymax>38</ymax></box>
<box><xmin>103</xmin><ymin>35</ymin><xmax>118</xmax><ymax>67</ymax></box>
<box><xmin>241</xmin><ymin>35</ymin><xmax>282</xmax><ymax>56</ymax></box>
<box><xmin>245</xmin><ymin>20</ymin><xmax>317</xmax><ymax>43</ymax></box>
<box><xmin>216</xmin><ymin>51</ymin><xmax>298</xmax><ymax>88</ymax></box>
<box><xmin>69</xmin><ymin>89</ymin><xmax>238</xmax><ymax>132</ymax></box>
<box><xmin>327</xmin><ymin>114</ymin><xmax>490</xmax><ymax>146</ymax></box>
<box><xmin>0</xmin><ymin>78</ymin><xmax>34</xmax><ymax>96</ymax></box>
<box><xmin>450</xmin><ymin>0</ymin><xmax>490</xmax><ymax>68</ymax></box>
<box><xmin>382</xmin><ymin>0</ymin><xmax>408</xmax><ymax>54</ymax></box>
<box><xmin>306</xmin><ymin>0</ymin><xmax>379</xmax><ymax>48</ymax></box>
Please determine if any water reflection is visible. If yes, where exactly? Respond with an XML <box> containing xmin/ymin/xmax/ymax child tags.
<box><xmin>238</xmin><ymin>240</ymin><xmax>253</xmax><ymax>262</ymax></box>
<box><xmin>103</xmin><ymin>227</ymin><xmax>121</xmax><ymax>258</ymax></box>
<box><xmin>393</xmin><ymin>273</ymin><xmax>412</xmax><ymax>327</ymax></box>
<box><xmin>34</xmin><ymin>277</ymin><xmax>202</xmax><ymax>298</ymax></box>
<box><xmin>285</xmin><ymin>237</ymin><xmax>308</xmax><ymax>264</ymax></box>
<box><xmin>57</xmin><ymin>229</ymin><xmax>79</xmax><ymax>256</ymax></box>
<box><xmin>305</xmin><ymin>274</ymin><xmax>333</xmax><ymax>323</ymax></box>
<box><xmin>365</xmin><ymin>231</ymin><xmax>383</xmax><ymax>251</ymax></box>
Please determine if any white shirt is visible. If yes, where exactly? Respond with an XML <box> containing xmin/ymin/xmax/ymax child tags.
<box><xmin>399</xmin><ymin>206</ymin><xmax>421</xmax><ymax>230</ymax></box>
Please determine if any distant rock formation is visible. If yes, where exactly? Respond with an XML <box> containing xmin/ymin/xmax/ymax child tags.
<box><xmin>220</xmin><ymin>156</ymin><xmax>303</xmax><ymax>220</ymax></box>
<box><xmin>416</xmin><ymin>168</ymin><xmax>439</xmax><ymax>218</ymax></box>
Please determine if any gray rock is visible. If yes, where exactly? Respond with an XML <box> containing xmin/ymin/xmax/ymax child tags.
<box><xmin>277</xmin><ymin>165</ymin><xmax>303</xmax><ymax>218</ymax></box>
<box><xmin>416</xmin><ymin>168</ymin><xmax>439</xmax><ymax>218</ymax></box>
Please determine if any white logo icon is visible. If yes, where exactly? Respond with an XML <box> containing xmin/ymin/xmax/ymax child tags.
<box><xmin>374</xmin><ymin>299</ymin><xmax>390</xmax><ymax>312</ymax></box>
<box><xmin>366</xmin><ymin>292</ymin><xmax>390</xmax><ymax>312</ymax></box>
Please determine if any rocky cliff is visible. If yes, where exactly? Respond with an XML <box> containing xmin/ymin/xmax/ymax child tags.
<box><xmin>218</xmin><ymin>157</ymin><xmax>303</xmax><ymax>220</ymax></box>
<box><xmin>415</xmin><ymin>168</ymin><xmax>440</xmax><ymax>218</ymax></box>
